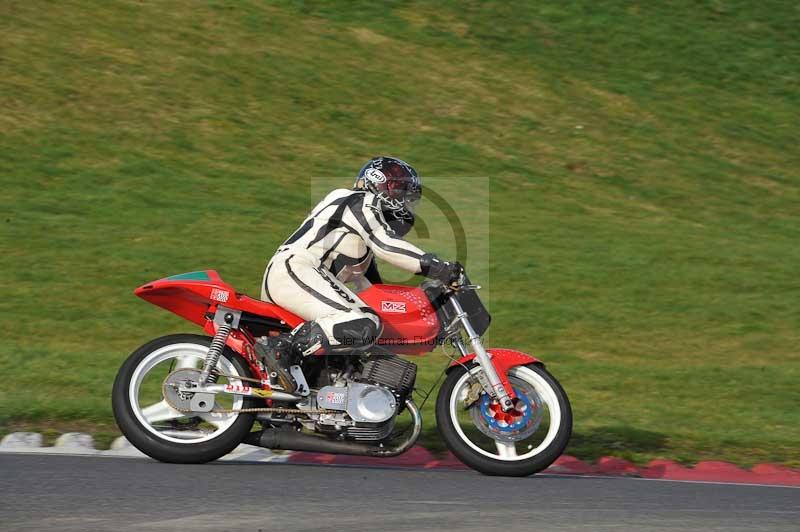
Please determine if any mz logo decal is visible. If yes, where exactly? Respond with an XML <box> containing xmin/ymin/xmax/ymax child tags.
<box><xmin>381</xmin><ymin>301</ymin><xmax>407</xmax><ymax>313</ymax></box>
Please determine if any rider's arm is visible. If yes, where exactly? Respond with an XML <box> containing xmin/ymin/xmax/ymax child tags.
<box><xmin>347</xmin><ymin>192</ymin><xmax>463</xmax><ymax>283</ymax></box>
<box><xmin>364</xmin><ymin>257</ymin><xmax>383</xmax><ymax>284</ymax></box>
<box><xmin>347</xmin><ymin>193</ymin><xmax>427</xmax><ymax>273</ymax></box>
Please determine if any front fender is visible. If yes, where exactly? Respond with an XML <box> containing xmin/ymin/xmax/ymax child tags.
<box><xmin>448</xmin><ymin>348</ymin><xmax>542</xmax><ymax>398</ymax></box>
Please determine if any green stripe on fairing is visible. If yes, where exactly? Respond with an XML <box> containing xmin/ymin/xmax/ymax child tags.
<box><xmin>166</xmin><ymin>271</ymin><xmax>211</xmax><ymax>281</ymax></box>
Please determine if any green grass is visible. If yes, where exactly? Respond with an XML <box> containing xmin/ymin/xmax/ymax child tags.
<box><xmin>1</xmin><ymin>1</ymin><xmax>798</xmax><ymax>466</ymax></box>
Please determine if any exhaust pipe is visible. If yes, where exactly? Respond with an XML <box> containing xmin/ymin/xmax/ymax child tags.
<box><xmin>245</xmin><ymin>399</ymin><xmax>421</xmax><ymax>457</ymax></box>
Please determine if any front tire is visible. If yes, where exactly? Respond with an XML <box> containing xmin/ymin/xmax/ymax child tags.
<box><xmin>436</xmin><ymin>363</ymin><xmax>572</xmax><ymax>476</ymax></box>
<box><xmin>112</xmin><ymin>334</ymin><xmax>256</xmax><ymax>464</ymax></box>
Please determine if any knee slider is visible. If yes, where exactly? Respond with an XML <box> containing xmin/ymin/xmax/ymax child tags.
<box><xmin>331</xmin><ymin>317</ymin><xmax>379</xmax><ymax>351</ymax></box>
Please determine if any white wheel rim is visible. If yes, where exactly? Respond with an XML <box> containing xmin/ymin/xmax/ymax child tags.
<box><xmin>129</xmin><ymin>342</ymin><xmax>244</xmax><ymax>444</ymax></box>
<box><xmin>448</xmin><ymin>365</ymin><xmax>561</xmax><ymax>461</ymax></box>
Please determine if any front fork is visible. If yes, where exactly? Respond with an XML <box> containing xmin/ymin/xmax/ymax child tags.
<box><xmin>449</xmin><ymin>297</ymin><xmax>516</xmax><ymax>411</ymax></box>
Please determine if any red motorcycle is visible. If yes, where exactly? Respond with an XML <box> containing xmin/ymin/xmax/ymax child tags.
<box><xmin>112</xmin><ymin>269</ymin><xmax>572</xmax><ymax>476</ymax></box>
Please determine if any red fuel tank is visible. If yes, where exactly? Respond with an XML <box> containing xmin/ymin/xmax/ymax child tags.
<box><xmin>358</xmin><ymin>284</ymin><xmax>441</xmax><ymax>355</ymax></box>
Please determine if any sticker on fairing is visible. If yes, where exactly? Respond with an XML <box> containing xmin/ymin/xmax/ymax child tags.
<box><xmin>381</xmin><ymin>301</ymin><xmax>407</xmax><ymax>313</ymax></box>
<box><xmin>210</xmin><ymin>288</ymin><xmax>230</xmax><ymax>303</ymax></box>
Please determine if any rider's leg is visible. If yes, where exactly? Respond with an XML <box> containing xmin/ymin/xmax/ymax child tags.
<box><xmin>258</xmin><ymin>251</ymin><xmax>381</xmax><ymax>390</ymax></box>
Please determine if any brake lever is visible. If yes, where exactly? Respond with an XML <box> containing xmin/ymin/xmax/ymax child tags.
<box><xmin>448</xmin><ymin>272</ymin><xmax>481</xmax><ymax>291</ymax></box>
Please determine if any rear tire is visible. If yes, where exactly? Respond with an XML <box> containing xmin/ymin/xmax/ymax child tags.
<box><xmin>436</xmin><ymin>363</ymin><xmax>572</xmax><ymax>476</ymax></box>
<box><xmin>112</xmin><ymin>334</ymin><xmax>256</xmax><ymax>464</ymax></box>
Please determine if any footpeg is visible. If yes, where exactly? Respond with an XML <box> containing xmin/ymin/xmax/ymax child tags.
<box><xmin>255</xmin><ymin>336</ymin><xmax>297</xmax><ymax>393</ymax></box>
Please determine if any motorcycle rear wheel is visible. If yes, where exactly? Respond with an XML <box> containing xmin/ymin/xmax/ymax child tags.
<box><xmin>112</xmin><ymin>334</ymin><xmax>256</xmax><ymax>464</ymax></box>
<box><xmin>436</xmin><ymin>363</ymin><xmax>572</xmax><ymax>477</ymax></box>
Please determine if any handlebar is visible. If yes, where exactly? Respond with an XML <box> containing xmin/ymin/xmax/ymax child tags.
<box><xmin>446</xmin><ymin>271</ymin><xmax>481</xmax><ymax>292</ymax></box>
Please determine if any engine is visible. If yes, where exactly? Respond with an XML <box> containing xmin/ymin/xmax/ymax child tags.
<box><xmin>313</xmin><ymin>354</ymin><xmax>417</xmax><ymax>442</ymax></box>
<box><xmin>359</xmin><ymin>354</ymin><xmax>417</xmax><ymax>403</ymax></box>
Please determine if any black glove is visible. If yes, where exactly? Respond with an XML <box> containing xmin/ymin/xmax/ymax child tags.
<box><xmin>420</xmin><ymin>254</ymin><xmax>464</xmax><ymax>285</ymax></box>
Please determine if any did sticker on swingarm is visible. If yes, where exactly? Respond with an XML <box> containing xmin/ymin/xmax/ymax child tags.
<box><xmin>224</xmin><ymin>384</ymin><xmax>272</xmax><ymax>398</ymax></box>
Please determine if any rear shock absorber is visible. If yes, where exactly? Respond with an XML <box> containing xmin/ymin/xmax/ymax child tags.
<box><xmin>199</xmin><ymin>312</ymin><xmax>234</xmax><ymax>384</ymax></box>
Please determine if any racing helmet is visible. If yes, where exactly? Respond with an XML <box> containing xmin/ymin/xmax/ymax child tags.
<box><xmin>354</xmin><ymin>156</ymin><xmax>421</xmax><ymax>236</ymax></box>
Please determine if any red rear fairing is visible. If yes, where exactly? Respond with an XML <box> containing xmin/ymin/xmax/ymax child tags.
<box><xmin>135</xmin><ymin>270</ymin><xmax>306</xmax><ymax>385</ymax></box>
<box><xmin>135</xmin><ymin>270</ymin><xmax>304</xmax><ymax>329</ymax></box>
<box><xmin>135</xmin><ymin>272</ymin><xmax>442</xmax><ymax>355</ymax></box>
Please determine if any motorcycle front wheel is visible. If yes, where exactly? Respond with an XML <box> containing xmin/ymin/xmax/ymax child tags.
<box><xmin>112</xmin><ymin>333</ymin><xmax>256</xmax><ymax>464</ymax></box>
<box><xmin>436</xmin><ymin>363</ymin><xmax>572</xmax><ymax>476</ymax></box>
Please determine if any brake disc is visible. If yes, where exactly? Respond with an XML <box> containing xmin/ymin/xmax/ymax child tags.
<box><xmin>162</xmin><ymin>368</ymin><xmax>209</xmax><ymax>413</ymax></box>
<box><xmin>469</xmin><ymin>378</ymin><xmax>543</xmax><ymax>442</ymax></box>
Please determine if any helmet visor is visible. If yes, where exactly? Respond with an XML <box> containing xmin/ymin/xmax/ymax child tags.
<box><xmin>405</xmin><ymin>194</ymin><xmax>421</xmax><ymax>213</ymax></box>
<box><xmin>386</xmin><ymin>178</ymin><xmax>422</xmax><ymax>212</ymax></box>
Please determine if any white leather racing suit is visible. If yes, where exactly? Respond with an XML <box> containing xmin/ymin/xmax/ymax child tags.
<box><xmin>261</xmin><ymin>188</ymin><xmax>427</xmax><ymax>352</ymax></box>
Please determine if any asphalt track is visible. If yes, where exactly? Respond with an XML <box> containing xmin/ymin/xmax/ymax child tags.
<box><xmin>1</xmin><ymin>454</ymin><xmax>797</xmax><ymax>532</ymax></box>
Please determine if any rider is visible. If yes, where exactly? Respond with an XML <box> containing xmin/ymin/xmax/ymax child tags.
<box><xmin>257</xmin><ymin>156</ymin><xmax>462</xmax><ymax>391</ymax></box>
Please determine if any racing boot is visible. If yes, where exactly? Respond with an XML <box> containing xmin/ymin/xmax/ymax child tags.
<box><xmin>287</xmin><ymin>321</ymin><xmax>329</xmax><ymax>359</ymax></box>
<box><xmin>254</xmin><ymin>334</ymin><xmax>296</xmax><ymax>393</ymax></box>
<box><xmin>255</xmin><ymin>322</ymin><xmax>329</xmax><ymax>393</ymax></box>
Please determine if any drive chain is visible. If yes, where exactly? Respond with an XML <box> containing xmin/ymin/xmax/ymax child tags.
<box><xmin>161</xmin><ymin>368</ymin><xmax>333</xmax><ymax>415</ymax></box>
